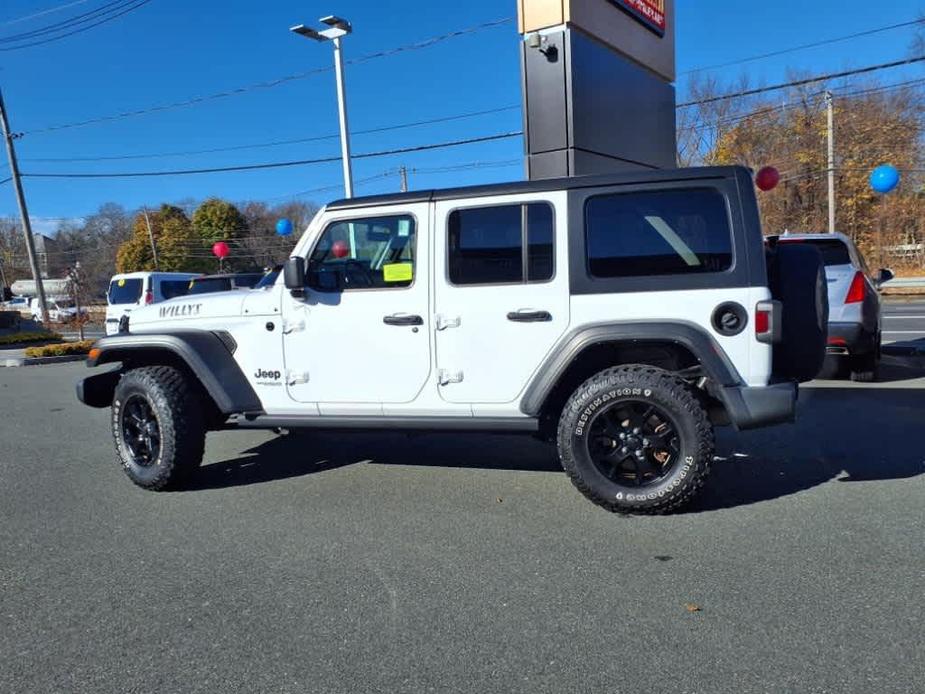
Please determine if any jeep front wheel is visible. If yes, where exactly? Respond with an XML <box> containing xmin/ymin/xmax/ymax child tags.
<box><xmin>112</xmin><ymin>366</ymin><xmax>206</xmax><ymax>490</ymax></box>
<box><xmin>557</xmin><ymin>366</ymin><xmax>713</xmax><ymax>515</ymax></box>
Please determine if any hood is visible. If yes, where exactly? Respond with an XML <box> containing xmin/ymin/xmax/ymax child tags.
<box><xmin>129</xmin><ymin>291</ymin><xmax>247</xmax><ymax>329</ymax></box>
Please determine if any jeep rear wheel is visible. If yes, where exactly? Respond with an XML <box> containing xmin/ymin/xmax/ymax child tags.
<box><xmin>112</xmin><ymin>366</ymin><xmax>206</xmax><ymax>490</ymax></box>
<box><xmin>557</xmin><ymin>366</ymin><xmax>713</xmax><ymax>515</ymax></box>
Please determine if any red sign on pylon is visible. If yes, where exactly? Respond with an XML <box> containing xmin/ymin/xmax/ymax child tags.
<box><xmin>612</xmin><ymin>0</ymin><xmax>666</xmax><ymax>36</ymax></box>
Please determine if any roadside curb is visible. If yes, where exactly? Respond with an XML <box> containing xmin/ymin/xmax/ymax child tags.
<box><xmin>2</xmin><ymin>355</ymin><xmax>88</xmax><ymax>368</ymax></box>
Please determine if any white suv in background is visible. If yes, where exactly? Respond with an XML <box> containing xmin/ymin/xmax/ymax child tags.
<box><xmin>767</xmin><ymin>233</ymin><xmax>892</xmax><ymax>381</ymax></box>
<box><xmin>106</xmin><ymin>272</ymin><xmax>201</xmax><ymax>335</ymax></box>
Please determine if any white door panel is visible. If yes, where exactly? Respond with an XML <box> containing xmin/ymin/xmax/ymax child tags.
<box><xmin>282</xmin><ymin>204</ymin><xmax>431</xmax><ymax>405</ymax></box>
<box><xmin>434</xmin><ymin>193</ymin><xmax>570</xmax><ymax>404</ymax></box>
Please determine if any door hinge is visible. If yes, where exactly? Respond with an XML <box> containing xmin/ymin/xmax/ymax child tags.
<box><xmin>438</xmin><ymin>369</ymin><xmax>464</xmax><ymax>386</ymax></box>
<box><xmin>287</xmin><ymin>370</ymin><xmax>310</xmax><ymax>386</ymax></box>
<box><xmin>282</xmin><ymin>319</ymin><xmax>306</xmax><ymax>334</ymax></box>
<box><xmin>435</xmin><ymin>314</ymin><xmax>461</xmax><ymax>331</ymax></box>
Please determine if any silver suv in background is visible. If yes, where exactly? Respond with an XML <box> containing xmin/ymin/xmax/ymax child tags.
<box><xmin>768</xmin><ymin>232</ymin><xmax>893</xmax><ymax>381</ymax></box>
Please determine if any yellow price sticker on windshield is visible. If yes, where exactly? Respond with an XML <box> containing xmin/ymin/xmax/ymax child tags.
<box><xmin>382</xmin><ymin>263</ymin><xmax>413</xmax><ymax>283</ymax></box>
<box><xmin>118</xmin><ymin>279</ymin><xmax>126</xmax><ymax>287</ymax></box>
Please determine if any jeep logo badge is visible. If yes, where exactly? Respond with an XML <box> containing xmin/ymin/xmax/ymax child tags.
<box><xmin>254</xmin><ymin>369</ymin><xmax>282</xmax><ymax>381</ymax></box>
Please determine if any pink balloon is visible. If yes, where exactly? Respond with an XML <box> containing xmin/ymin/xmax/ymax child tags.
<box><xmin>331</xmin><ymin>240</ymin><xmax>350</xmax><ymax>259</ymax></box>
<box><xmin>212</xmin><ymin>241</ymin><xmax>230</xmax><ymax>259</ymax></box>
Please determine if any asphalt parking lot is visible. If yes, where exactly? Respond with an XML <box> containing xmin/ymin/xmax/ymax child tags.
<box><xmin>2</xmin><ymin>313</ymin><xmax>924</xmax><ymax>693</ymax></box>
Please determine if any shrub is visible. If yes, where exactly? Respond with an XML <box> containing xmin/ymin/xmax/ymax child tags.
<box><xmin>0</xmin><ymin>331</ymin><xmax>63</xmax><ymax>347</ymax></box>
<box><xmin>24</xmin><ymin>340</ymin><xmax>95</xmax><ymax>358</ymax></box>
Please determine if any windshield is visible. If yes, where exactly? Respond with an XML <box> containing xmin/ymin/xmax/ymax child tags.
<box><xmin>782</xmin><ymin>239</ymin><xmax>852</xmax><ymax>267</ymax></box>
<box><xmin>255</xmin><ymin>266</ymin><xmax>282</xmax><ymax>289</ymax></box>
<box><xmin>108</xmin><ymin>278</ymin><xmax>143</xmax><ymax>305</ymax></box>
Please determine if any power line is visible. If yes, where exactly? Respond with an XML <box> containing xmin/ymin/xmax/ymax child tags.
<box><xmin>683</xmin><ymin>17</ymin><xmax>925</xmax><ymax>75</ymax></box>
<box><xmin>0</xmin><ymin>0</ymin><xmax>152</xmax><ymax>52</ymax></box>
<box><xmin>20</xmin><ymin>132</ymin><xmax>522</xmax><ymax>179</ymax></box>
<box><xmin>1</xmin><ymin>0</ymin><xmax>92</xmax><ymax>27</ymax></box>
<box><xmin>21</xmin><ymin>105</ymin><xmax>522</xmax><ymax>162</ymax></box>
<box><xmin>21</xmin><ymin>17</ymin><xmax>514</xmax><ymax>135</ymax></box>
<box><xmin>678</xmin><ymin>54</ymin><xmax>925</xmax><ymax>107</ymax></box>
<box><xmin>0</xmin><ymin>0</ymin><xmax>137</xmax><ymax>43</ymax></box>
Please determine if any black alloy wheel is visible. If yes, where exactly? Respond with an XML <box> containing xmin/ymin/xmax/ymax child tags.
<box><xmin>119</xmin><ymin>394</ymin><xmax>162</xmax><ymax>467</ymax></box>
<box><xmin>585</xmin><ymin>400</ymin><xmax>681</xmax><ymax>488</ymax></box>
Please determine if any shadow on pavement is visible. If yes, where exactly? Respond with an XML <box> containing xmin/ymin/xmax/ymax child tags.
<box><xmin>185</xmin><ymin>383</ymin><xmax>925</xmax><ymax>512</ymax></box>
<box><xmin>185</xmin><ymin>431</ymin><xmax>561</xmax><ymax>492</ymax></box>
<box><xmin>690</xmin><ymin>385</ymin><xmax>925</xmax><ymax>512</ymax></box>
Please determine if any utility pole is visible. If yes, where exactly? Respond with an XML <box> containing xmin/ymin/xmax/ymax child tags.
<box><xmin>0</xmin><ymin>86</ymin><xmax>49</xmax><ymax>324</ymax></box>
<box><xmin>291</xmin><ymin>16</ymin><xmax>354</xmax><ymax>198</ymax></box>
<box><xmin>399</xmin><ymin>165</ymin><xmax>409</xmax><ymax>193</ymax></box>
<box><xmin>142</xmin><ymin>206</ymin><xmax>159</xmax><ymax>270</ymax></box>
<box><xmin>68</xmin><ymin>262</ymin><xmax>84</xmax><ymax>341</ymax></box>
<box><xmin>825</xmin><ymin>91</ymin><xmax>836</xmax><ymax>235</ymax></box>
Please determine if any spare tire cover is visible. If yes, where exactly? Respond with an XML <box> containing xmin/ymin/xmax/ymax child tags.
<box><xmin>768</xmin><ymin>244</ymin><xmax>829</xmax><ymax>382</ymax></box>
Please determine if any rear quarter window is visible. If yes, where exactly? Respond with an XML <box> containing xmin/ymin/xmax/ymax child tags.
<box><xmin>108</xmin><ymin>279</ymin><xmax>143</xmax><ymax>305</ymax></box>
<box><xmin>585</xmin><ymin>188</ymin><xmax>733</xmax><ymax>278</ymax></box>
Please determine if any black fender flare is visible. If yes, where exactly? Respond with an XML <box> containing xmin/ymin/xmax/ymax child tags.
<box><xmin>77</xmin><ymin>331</ymin><xmax>263</xmax><ymax>414</ymax></box>
<box><xmin>520</xmin><ymin>321</ymin><xmax>796</xmax><ymax>431</ymax></box>
<box><xmin>520</xmin><ymin>321</ymin><xmax>743</xmax><ymax>417</ymax></box>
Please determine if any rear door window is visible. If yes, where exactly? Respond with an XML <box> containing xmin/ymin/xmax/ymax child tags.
<box><xmin>159</xmin><ymin>280</ymin><xmax>191</xmax><ymax>300</ymax></box>
<box><xmin>447</xmin><ymin>203</ymin><xmax>554</xmax><ymax>285</ymax></box>
<box><xmin>188</xmin><ymin>278</ymin><xmax>232</xmax><ymax>295</ymax></box>
<box><xmin>108</xmin><ymin>279</ymin><xmax>143</xmax><ymax>305</ymax></box>
<box><xmin>585</xmin><ymin>189</ymin><xmax>733</xmax><ymax>278</ymax></box>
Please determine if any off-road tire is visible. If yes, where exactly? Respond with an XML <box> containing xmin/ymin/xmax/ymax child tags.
<box><xmin>111</xmin><ymin>366</ymin><xmax>206</xmax><ymax>490</ymax></box>
<box><xmin>557</xmin><ymin>365</ymin><xmax>714</xmax><ymax>515</ymax></box>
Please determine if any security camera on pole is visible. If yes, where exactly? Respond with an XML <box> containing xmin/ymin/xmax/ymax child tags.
<box><xmin>290</xmin><ymin>16</ymin><xmax>355</xmax><ymax>199</ymax></box>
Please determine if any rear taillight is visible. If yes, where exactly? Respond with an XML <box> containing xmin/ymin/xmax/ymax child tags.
<box><xmin>845</xmin><ymin>271</ymin><xmax>866</xmax><ymax>304</ymax></box>
<box><xmin>755</xmin><ymin>300</ymin><xmax>781</xmax><ymax>344</ymax></box>
<box><xmin>755</xmin><ymin>309</ymin><xmax>770</xmax><ymax>335</ymax></box>
<box><xmin>143</xmin><ymin>290</ymin><xmax>154</xmax><ymax>305</ymax></box>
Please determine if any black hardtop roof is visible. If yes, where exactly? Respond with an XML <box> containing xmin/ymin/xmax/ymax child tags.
<box><xmin>326</xmin><ymin>165</ymin><xmax>750</xmax><ymax>211</ymax></box>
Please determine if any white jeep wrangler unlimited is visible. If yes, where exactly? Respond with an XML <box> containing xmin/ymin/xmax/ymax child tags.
<box><xmin>78</xmin><ymin>167</ymin><xmax>827</xmax><ymax>514</ymax></box>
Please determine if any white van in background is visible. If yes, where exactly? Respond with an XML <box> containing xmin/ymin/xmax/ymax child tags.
<box><xmin>106</xmin><ymin>272</ymin><xmax>201</xmax><ymax>335</ymax></box>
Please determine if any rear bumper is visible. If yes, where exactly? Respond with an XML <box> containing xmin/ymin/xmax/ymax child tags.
<box><xmin>720</xmin><ymin>382</ymin><xmax>797</xmax><ymax>431</ymax></box>
<box><xmin>827</xmin><ymin>322</ymin><xmax>877</xmax><ymax>355</ymax></box>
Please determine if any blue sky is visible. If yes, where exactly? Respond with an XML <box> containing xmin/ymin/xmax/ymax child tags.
<box><xmin>0</xmin><ymin>0</ymin><xmax>923</xmax><ymax>232</ymax></box>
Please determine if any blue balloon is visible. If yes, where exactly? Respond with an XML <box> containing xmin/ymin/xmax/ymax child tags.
<box><xmin>276</xmin><ymin>218</ymin><xmax>294</xmax><ymax>236</ymax></box>
<box><xmin>870</xmin><ymin>165</ymin><xmax>900</xmax><ymax>194</ymax></box>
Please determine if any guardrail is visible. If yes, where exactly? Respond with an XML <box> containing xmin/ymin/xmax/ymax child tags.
<box><xmin>884</xmin><ymin>277</ymin><xmax>925</xmax><ymax>288</ymax></box>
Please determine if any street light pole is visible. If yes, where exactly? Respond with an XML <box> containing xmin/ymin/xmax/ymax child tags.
<box><xmin>291</xmin><ymin>15</ymin><xmax>355</xmax><ymax>199</ymax></box>
<box><xmin>825</xmin><ymin>91</ymin><xmax>836</xmax><ymax>235</ymax></box>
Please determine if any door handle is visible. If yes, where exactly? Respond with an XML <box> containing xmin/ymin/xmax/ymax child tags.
<box><xmin>383</xmin><ymin>314</ymin><xmax>424</xmax><ymax>327</ymax></box>
<box><xmin>507</xmin><ymin>310</ymin><xmax>552</xmax><ymax>323</ymax></box>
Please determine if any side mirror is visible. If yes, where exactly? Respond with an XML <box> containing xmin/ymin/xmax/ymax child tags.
<box><xmin>283</xmin><ymin>257</ymin><xmax>305</xmax><ymax>296</ymax></box>
<box><xmin>312</xmin><ymin>266</ymin><xmax>346</xmax><ymax>293</ymax></box>
<box><xmin>877</xmin><ymin>268</ymin><xmax>894</xmax><ymax>285</ymax></box>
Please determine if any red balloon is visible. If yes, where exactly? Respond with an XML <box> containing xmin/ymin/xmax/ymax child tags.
<box><xmin>331</xmin><ymin>240</ymin><xmax>350</xmax><ymax>259</ymax></box>
<box><xmin>212</xmin><ymin>241</ymin><xmax>230</xmax><ymax>259</ymax></box>
<box><xmin>756</xmin><ymin>166</ymin><xmax>780</xmax><ymax>192</ymax></box>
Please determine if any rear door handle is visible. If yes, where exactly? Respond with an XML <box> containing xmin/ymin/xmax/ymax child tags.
<box><xmin>507</xmin><ymin>310</ymin><xmax>552</xmax><ymax>323</ymax></box>
<box><xmin>383</xmin><ymin>314</ymin><xmax>424</xmax><ymax>327</ymax></box>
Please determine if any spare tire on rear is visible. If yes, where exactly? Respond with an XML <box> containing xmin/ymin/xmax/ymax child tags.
<box><xmin>767</xmin><ymin>243</ymin><xmax>829</xmax><ymax>382</ymax></box>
